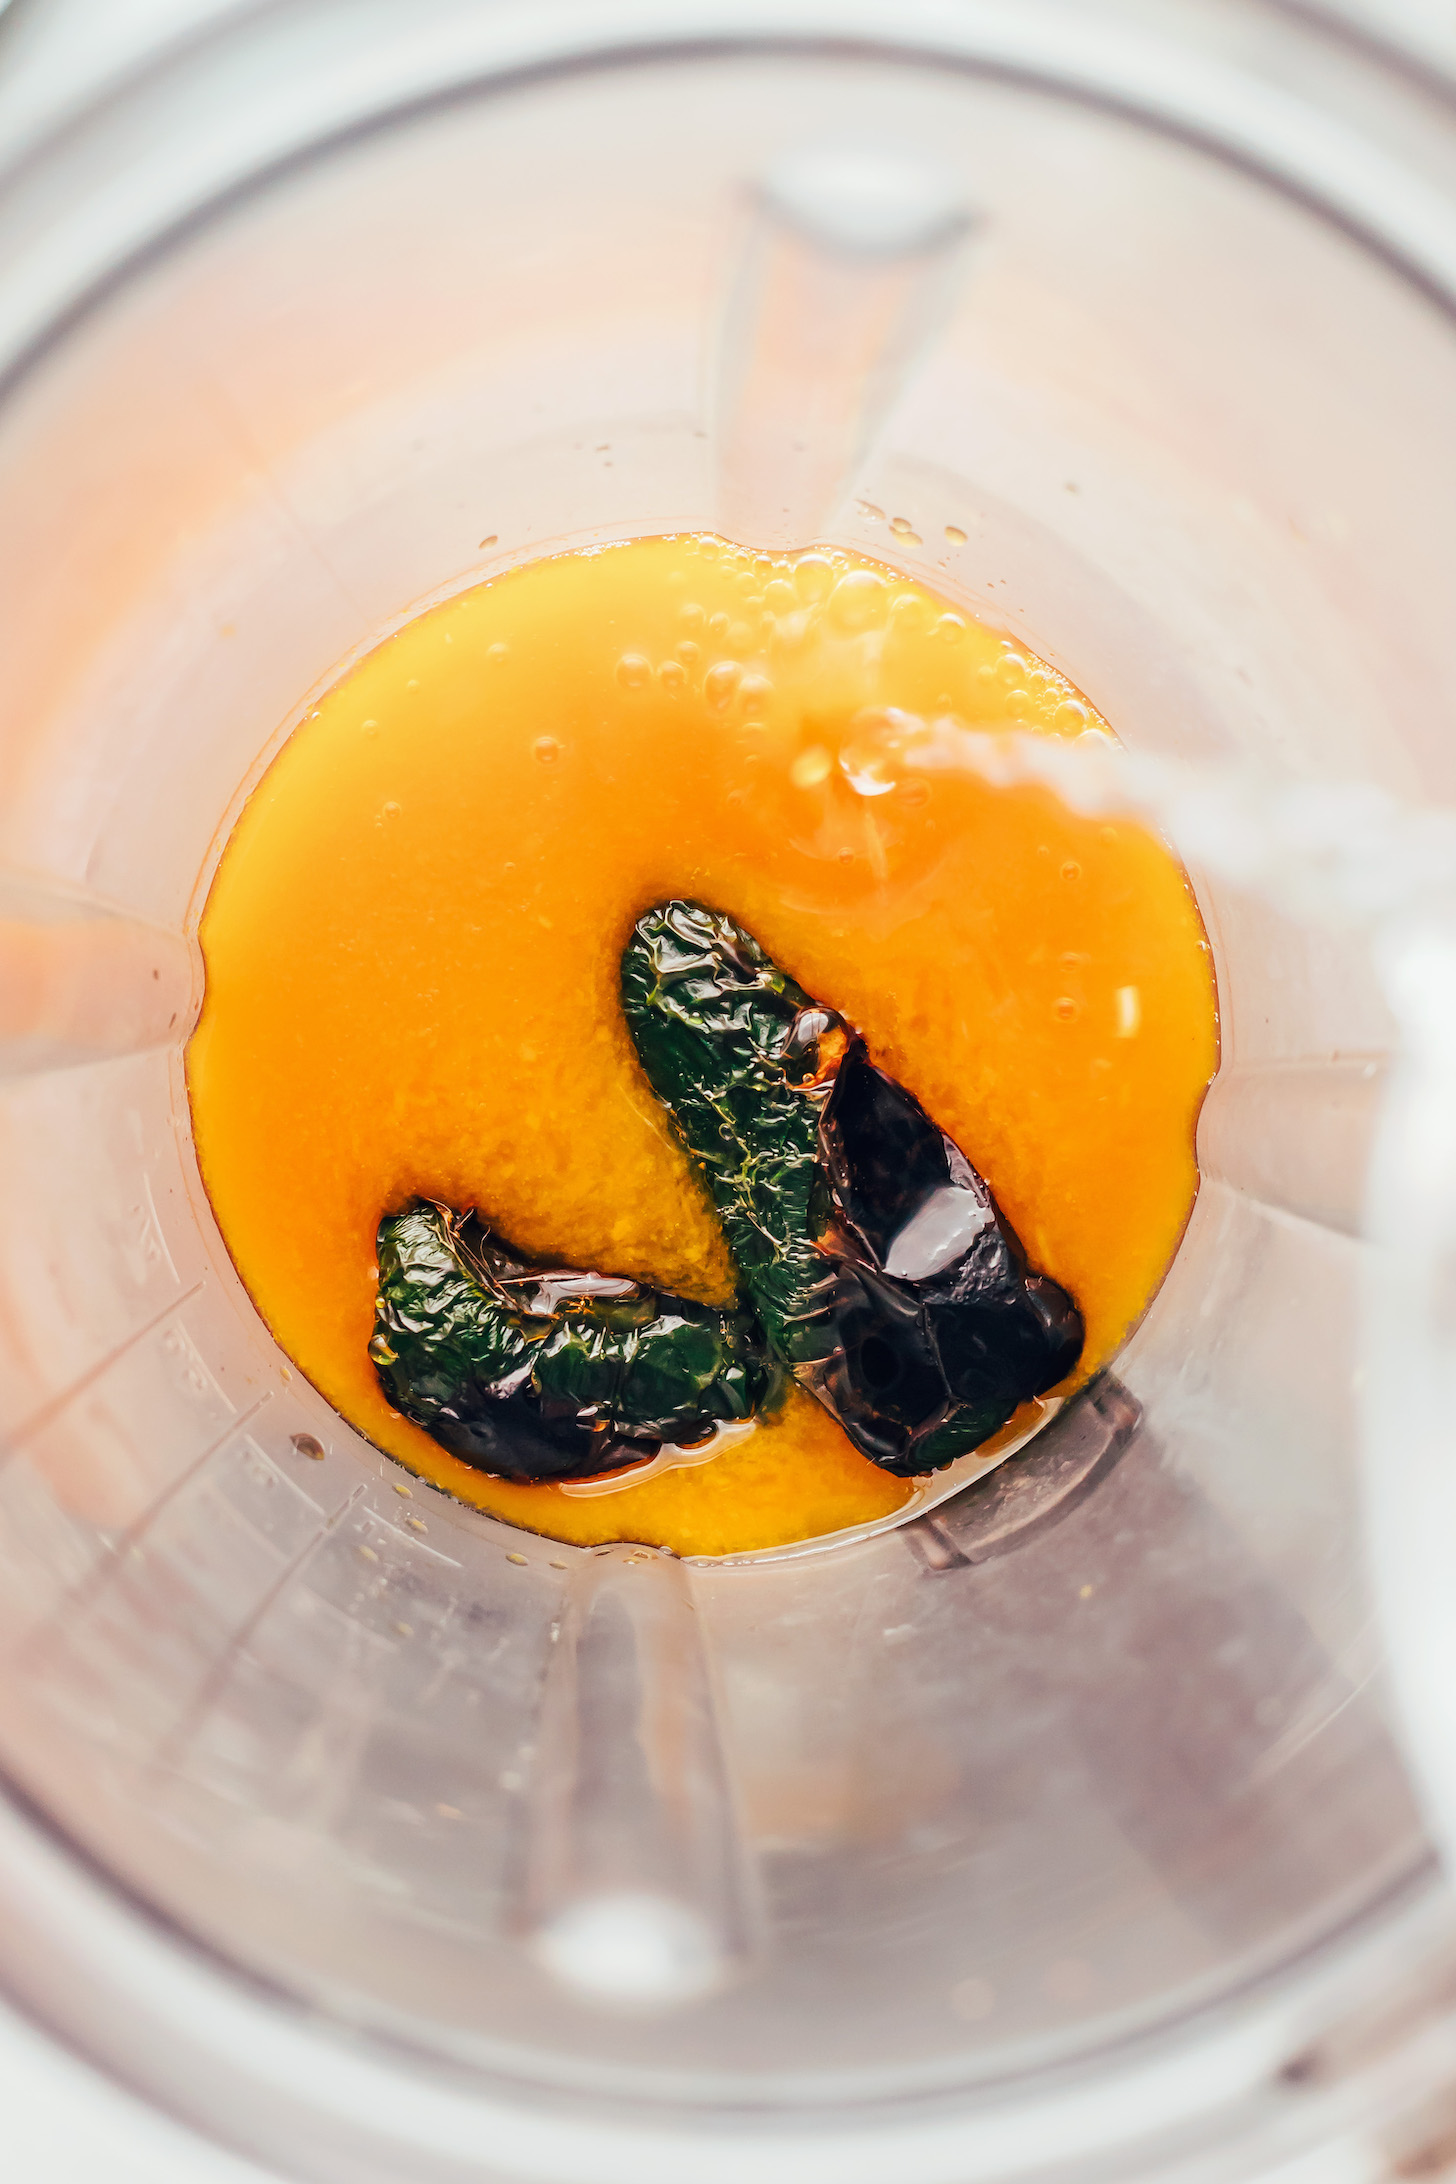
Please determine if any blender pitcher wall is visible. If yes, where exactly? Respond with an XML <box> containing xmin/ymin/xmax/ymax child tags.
<box><xmin>0</xmin><ymin>7</ymin><xmax>1454</xmax><ymax>2181</ymax></box>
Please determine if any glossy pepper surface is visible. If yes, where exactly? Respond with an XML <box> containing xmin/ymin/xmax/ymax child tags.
<box><xmin>370</xmin><ymin>1200</ymin><xmax>776</xmax><ymax>1483</ymax></box>
<box><xmin>621</xmin><ymin>901</ymin><xmax>1084</xmax><ymax>1475</ymax></box>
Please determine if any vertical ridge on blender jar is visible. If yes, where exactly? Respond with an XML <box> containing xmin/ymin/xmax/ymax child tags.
<box><xmin>0</xmin><ymin>1286</ymin><xmax>216</xmax><ymax>1640</ymax></box>
<box><xmin>7</xmin><ymin>1446</ymin><xmax>362</xmax><ymax>1770</ymax></box>
<box><xmin>0</xmin><ymin>1050</ymin><xmax>190</xmax><ymax>1441</ymax></box>
<box><xmin>903</xmin><ymin>1378</ymin><xmax>1142</xmax><ymax>1573</ymax></box>
<box><xmin>0</xmin><ymin>1281</ymin><xmax>207</xmax><ymax>1472</ymax></box>
<box><xmin>15</xmin><ymin>1388</ymin><xmax>275</xmax><ymax>1646</ymax></box>
<box><xmin>149</xmin><ymin>1479</ymin><xmax>368</xmax><ymax>1774</ymax></box>
<box><xmin>519</xmin><ymin>1544</ymin><xmax>755</xmax><ymax>2008</ymax></box>
<box><xmin>11</xmin><ymin>1426</ymin><xmax>279</xmax><ymax>1742</ymax></box>
<box><xmin>1197</xmin><ymin>1055</ymin><xmax>1386</xmax><ymax>1237</ymax></box>
<box><xmin>0</xmin><ymin>871</ymin><xmax>198</xmax><ymax>1076</ymax></box>
<box><xmin>714</xmin><ymin>148</ymin><xmax>973</xmax><ymax>550</ymax></box>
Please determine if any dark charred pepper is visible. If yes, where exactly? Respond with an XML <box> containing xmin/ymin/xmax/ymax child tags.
<box><xmin>621</xmin><ymin>901</ymin><xmax>1084</xmax><ymax>1475</ymax></box>
<box><xmin>370</xmin><ymin>903</ymin><xmax>1083</xmax><ymax>1485</ymax></box>
<box><xmin>370</xmin><ymin>1200</ymin><xmax>776</xmax><ymax>1483</ymax></box>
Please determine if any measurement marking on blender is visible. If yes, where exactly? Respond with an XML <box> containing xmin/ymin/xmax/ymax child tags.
<box><xmin>147</xmin><ymin>1482</ymin><xmax>366</xmax><ymax>1772</ymax></box>
<box><xmin>0</xmin><ymin>1279</ymin><xmax>205</xmax><ymax>1469</ymax></box>
<box><xmin>15</xmin><ymin>1390</ymin><xmax>274</xmax><ymax>1656</ymax></box>
<box><xmin>0</xmin><ymin>874</ymin><xmax>198</xmax><ymax>1073</ymax></box>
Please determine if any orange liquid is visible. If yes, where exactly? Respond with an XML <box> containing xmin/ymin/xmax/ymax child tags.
<box><xmin>188</xmin><ymin>538</ymin><xmax>1217</xmax><ymax>1556</ymax></box>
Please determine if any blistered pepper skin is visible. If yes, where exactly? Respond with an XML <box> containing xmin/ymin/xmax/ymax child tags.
<box><xmin>618</xmin><ymin>899</ymin><xmax>830</xmax><ymax>1355</ymax></box>
<box><xmin>372</xmin><ymin>904</ymin><xmax>1083</xmax><ymax>1486</ymax></box>
<box><xmin>370</xmin><ymin>1201</ymin><xmax>776</xmax><ymax>1483</ymax></box>
<box><xmin>621</xmin><ymin>902</ymin><xmax>1085</xmax><ymax>1476</ymax></box>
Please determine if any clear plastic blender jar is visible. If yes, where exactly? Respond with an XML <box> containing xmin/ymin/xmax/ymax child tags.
<box><xmin>5</xmin><ymin>4</ymin><xmax>1456</xmax><ymax>2178</ymax></box>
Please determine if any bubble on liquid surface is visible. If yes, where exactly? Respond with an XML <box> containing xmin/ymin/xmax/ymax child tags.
<box><xmin>769</xmin><ymin>608</ymin><xmax>816</xmax><ymax>658</ymax></box>
<box><xmin>658</xmin><ymin>660</ymin><xmax>687</xmax><ymax>692</ymax></box>
<box><xmin>840</xmin><ymin>743</ymin><xmax>897</xmax><ymax>798</ymax></box>
<box><xmin>704</xmin><ymin>660</ymin><xmax>743</xmax><ymax>711</ymax></box>
<box><xmin>793</xmin><ymin>553</ymin><xmax>835</xmax><ymax>604</ymax></box>
<box><xmin>840</xmin><ymin>760</ymin><xmax>895</xmax><ymax>799</ymax></box>
<box><xmin>534</xmin><ymin>736</ymin><xmax>561</xmax><ymax>764</ymax></box>
<box><xmin>828</xmin><ymin>570</ymin><xmax>889</xmax><ymax>633</ymax></box>
<box><xmin>534</xmin><ymin>1891</ymin><xmax>724</xmax><ymax>2008</ymax></box>
<box><xmin>616</xmin><ymin>653</ymin><xmax>651</xmax><ymax>691</ymax></box>
<box><xmin>838</xmin><ymin>705</ymin><xmax>920</xmax><ymax>798</ymax></box>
